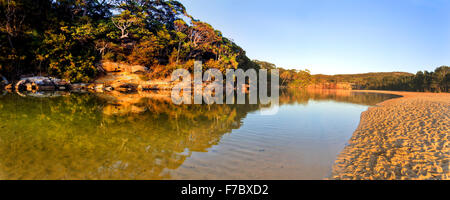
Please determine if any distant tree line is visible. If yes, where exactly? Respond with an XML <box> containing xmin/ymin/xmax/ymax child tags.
<box><xmin>252</xmin><ymin>60</ymin><xmax>449</xmax><ymax>93</ymax></box>
<box><xmin>368</xmin><ymin>66</ymin><xmax>449</xmax><ymax>92</ymax></box>
<box><xmin>0</xmin><ymin>0</ymin><xmax>258</xmax><ymax>83</ymax></box>
<box><xmin>253</xmin><ymin>60</ymin><xmax>312</xmax><ymax>88</ymax></box>
<box><xmin>1</xmin><ymin>0</ymin><xmax>447</xmax><ymax>92</ymax></box>
<box><xmin>312</xmin><ymin>66</ymin><xmax>449</xmax><ymax>92</ymax></box>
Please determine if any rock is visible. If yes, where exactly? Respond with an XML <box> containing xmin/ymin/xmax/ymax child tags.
<box><xmin>131</xmin><ymin>65</ymin><xmax>148</xmax><ymax>74</ymax></box>
<box><xmin>25</xmin><ymin>83</ymin><xmax>35</xmax><ymax>91</ymax></box>
<box><xmin>87</xmin><ymin>84</ymin><xmax>105</xmax><ymax>92</ymax></box>
<box><xmin>0</xmin><ymin>75</ymin><xmax>8</xmax><ymax>85</ymax></box>
<box><xmin>13</xmin><ymin>76</ymin><xmax>70</xmax><ymax>92</ymax></box>
<box><xmin>113</xmin><ymin>83</ymin><xmax>138</xmax><ymax>92</ymax></box>
<box><xmin>71</xmin><ymin>83</ymin><xmax>88</xmax><ymax>91</ymax></box>
<box><xmin>36</xmin><ymin>85</ymin><xmax>56</xmax><ymax>91</ymax></box>
<box><xmin>131</xmin><ymin>105</ymin><xmax>146</xmax><ymax>114</ymax></box>
<box><xmin>52</xmin><ymin>78</ymin><xmax>70</xmax><ymax>89</ymax></box>
<box><xmin>87</xmin><ymin>84</ymin><xmax>96</xmax><ymax>90</ymax></box>
<box><xmin>105</xmin><ymin>86</ymin><xmax>114</xmax><ymax>92</ymax></box>
<box><xmin>4</xmin><ymin>84</ymin><xmax>13</xmax><ymax>92</ymax></box>
<box><xmin>57</xmin><ymin>85</ymin><xmax>68</xmax><ymax>90</ymax></box>
<box><xmin>101</xmin><ymin>61</ymin><xmax>123</xmax><ymax>72</ymax></box>
<box><xmin>101</xmin><ymin>61</ymin><xmax>148</xmax><ymax>74</ymax></box>
<box><xmin>95</xmin><ymin>86</ymin><xmax>104</xmax><ymax>93</ymax></box>
<box><xmin>15</xmin><ymin>80</ymin><xmax>27</xmax><ymax>91</ymax></box>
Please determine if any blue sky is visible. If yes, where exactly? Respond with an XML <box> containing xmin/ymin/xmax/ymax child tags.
<box><xmin>179</xmin><ymin>0</ymin><xmax>450</xmax><ymax>74</ymax></box>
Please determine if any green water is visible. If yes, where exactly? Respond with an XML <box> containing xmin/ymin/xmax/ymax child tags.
<box><xmin>0</xmin><ymin>89</ymin><xmax>398</xmax><ymax>179</ymax></box>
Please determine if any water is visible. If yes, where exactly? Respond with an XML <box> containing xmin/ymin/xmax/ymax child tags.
<box><xmin>0</xmin><ymin>89</ymin><xmax>398</xmax><ymax>180</ymax></box>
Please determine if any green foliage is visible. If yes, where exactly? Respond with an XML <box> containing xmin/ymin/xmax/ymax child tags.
<box><xmin>288</xmin><ymin>69</ymin><xmax>312</xmax><ymax>88</ymax></box>
<box><xmin>2</xmin><ymin>0</ymin><xmax>444</xmax><ymax>91</ymax></box>
<box><xmin>253</xmin><ymin>60</ymin><xmax>276</xmax><ymax>70</ymax></box>
<box><xmin>277</xmin><ymin>68</ymin><xmax>312</xmax><ymax>88</ymax></box>
<box><xmin>252</xmin><ymin>59</ymin><xmax>448</xmax><ymax>93</ymax></box>
<box><xmin>0</xmin><ymin>0</ymin><xmax>258</xmax><ymax>82</ymax></box>
<box><xmin>312</xmin><ymin>67</ymin><xmax>449</xmax><ymax>92</ymax></box>
<box><xmin>251</xmin><ymin>60</ymin><xmax>313</xmax><ymax>88</ymax></box>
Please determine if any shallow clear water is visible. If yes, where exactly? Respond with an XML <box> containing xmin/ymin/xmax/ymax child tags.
<box><xmin>0</xmin><ymin>89</ymin><xmax>398</xmax><ymax>179</ymax></box>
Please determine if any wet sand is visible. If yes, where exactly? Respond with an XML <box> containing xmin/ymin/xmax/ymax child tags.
<box><xmin>332</xmin><ymin>91</ymin><xmax>449</xmax><ymax>180</ymax></box>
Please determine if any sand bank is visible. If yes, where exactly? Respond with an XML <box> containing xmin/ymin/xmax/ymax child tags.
<box><xmin>332</xmin><ymin>91</ymin><xmax>449</xmax><ymax>180</ymax></box>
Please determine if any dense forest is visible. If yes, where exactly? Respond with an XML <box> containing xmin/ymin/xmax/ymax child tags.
<box><xmin>0</xmin><ymin>0</ymin><xmax>258</xmax><ymax>83</ymax></box>
<box><xmin>253</xmin><ymin>60</ymin><xmax>449</xmax><ymax>93</ymax></box>
<box><xmin>312</xmin><ymin>66</ymin><xmax>449</xmax><ymax>92</ymax></box>
<box><xmin>253</xmin><ymin>60</ymin><xmax>312</xmax><ymax>88</ymax></box>
<box><xmin>0</xmin><ymin>1</ymin><xmax>448</xmax><ymax>93</ymax></box>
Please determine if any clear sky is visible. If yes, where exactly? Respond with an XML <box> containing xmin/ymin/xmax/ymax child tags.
<box><xmin>179</xmin><ymin>0</ymin><xmax>450</xmax><ymax>75</ymax></box>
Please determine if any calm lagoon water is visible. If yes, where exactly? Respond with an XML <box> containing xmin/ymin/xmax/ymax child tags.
<box><xmin>0</xmin><ymin>89</ymin><xmax>398</xmax><ymax>179</ymax></box>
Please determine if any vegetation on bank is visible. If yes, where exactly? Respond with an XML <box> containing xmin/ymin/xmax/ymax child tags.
<box><xmin>254</xmin><ymin>59</ymin><xmax>449</xmax><ymax>93</ymax></box>
<box><xmin>1</xmin><ymin>1</ymin><xmax>447</xmax><ymax>93</ymax></box>
<box><xmin>0</xmin><ymin>0</ymin><xmax>258</xmax><ymax>83</ymax></box>
<box><xmin>253</xmin><ymin>60</ymin><xmax>312</xmax><ymax>88</ymax></box>
<box><xmin>312</xmin><ymin>66</ymin><xmax>449</xmax><ymax>92</ymax></box>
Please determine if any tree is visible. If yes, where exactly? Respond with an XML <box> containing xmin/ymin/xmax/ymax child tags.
<box><xmin>0</xmin><ymin>0</ymin><xmax>260</xmax><ymax>82</ymax></box>
<box><xmin>111</xmin><ymin>10</ymin><xmax>141</xmax><ymax>39</ymax></box>
<box><xmin>185</xmin><ymin>20</ymin><xmax>220</xmax><ymax>59</ymax></box>
<box><xmin>253</xmin><ymin>60</ymin><xmax>276</xmax><ymax>70</ymax></box>
<box><xmin>1</xmin><ymin>0</ymin><xmax>25</xmax><ymax>49</ymax></box>
<box><xmin>432</xmin><ymin>66</ymin><xmax>449</xmax><ymax>92</ymax></box>
<box><xmin>294</xmin><ymin>69</ymin><xmax>312</xmax><ymax>88</ymax></box>
<box><xmin>174</xmin><ymin>19</ymin><xmax>187</xmax><ymax>63</ymax></box>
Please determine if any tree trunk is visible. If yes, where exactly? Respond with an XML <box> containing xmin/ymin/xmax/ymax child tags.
<box><xmin>7</xmin><ymin>35</ymin><xmax>14</xmax><ymax>49</ymax></box>
<box><xmin>82</xmin><ymin>0</ymin><xmax>88</xmax><ymax>17</ymax></box>
<box><xmin>176</xmin><ymin>41</ymin><xmax>181</xmax><ymax>64</ymax></box>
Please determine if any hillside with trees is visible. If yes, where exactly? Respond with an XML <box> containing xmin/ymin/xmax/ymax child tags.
<box><xmin>312</xmin><ymin>66</ymin><xmax>449</xmax><ymax>92</ymax></box>
<box><xmin>1</xmin><ymin>1</ymin><xmax>448</xmax><ymax>93</ymax></box>
<box><xmin>0</xmin><ymin>0</ymin><xmax>258</xmax><ymax>83</ymax></box>
<box><xmin>254</xmin><ymin>59</ymin><xmax>448</xmax><ymax>93</ymax></box>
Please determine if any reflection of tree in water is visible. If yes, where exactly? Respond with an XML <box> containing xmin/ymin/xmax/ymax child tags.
<box><xmin>280</xmin><ymin>88</ymin><xmax>400</xmax><ymax>106</ymax></box>
<box><xmin>0</xmin><ymin>93</ymin><xmax>259</xmax><ymax>179</ymax></box>
<box><xmin>0</xmin><ymin>89</ymin><xmax>397</xmax><ymax>179</ymax></box>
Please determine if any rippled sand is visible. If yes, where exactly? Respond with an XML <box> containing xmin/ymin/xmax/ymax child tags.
<box><xmin>332</xmin><ymin>91</ymin><xmax>449</xmax><ymax>180</ymax></box>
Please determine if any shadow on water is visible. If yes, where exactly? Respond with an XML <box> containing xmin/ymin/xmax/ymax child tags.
<box><xmin>0</xmin><ymin>89</ymin><xmax>398</xmax><ymax>179</ymax></box>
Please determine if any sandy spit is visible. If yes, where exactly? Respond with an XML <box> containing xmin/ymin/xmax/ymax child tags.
<box><xmin>332</xmin><ymin>91</ymin><xmax>449</xmax><ymax>180</ymax></box>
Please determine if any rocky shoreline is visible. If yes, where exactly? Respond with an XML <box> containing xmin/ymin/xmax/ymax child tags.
<box><xmin>1</xmin><ymin>62</ymin><xmax>177</xmax><ymax>94</ymax></box>
<box><xmin>1</xmin><ymin>61</ymin><xmax>252</xmax><ymax>95</ymax></box>
<box><xmin>332</xmin><ymin>91</ymin><xmax>449</xmax><ymax>180</ymax></box>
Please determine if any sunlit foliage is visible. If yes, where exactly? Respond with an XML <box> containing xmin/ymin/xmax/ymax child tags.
<box><xmin>312</xmin><ymin>66</ymin><xmax>449</xmax><ymax>92</ymax></box>
<box><xmin>0</xmin><ymin>0</ymin><xmax>258</xmax><ymax>82</ymax></box>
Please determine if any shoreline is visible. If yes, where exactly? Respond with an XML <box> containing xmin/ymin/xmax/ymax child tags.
<box><xmin>332</xmin><ymin>90</ymin><xmax>449</xmax><ymax>180</ymax></box>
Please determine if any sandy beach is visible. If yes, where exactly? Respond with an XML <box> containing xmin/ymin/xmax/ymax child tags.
<box><xmin>332</xmin><ymin>90</ymin><xmax>449</xmax><ymax>180</ymax></box>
